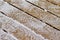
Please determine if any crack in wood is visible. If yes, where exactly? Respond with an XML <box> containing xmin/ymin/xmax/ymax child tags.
<box><xmin>2</xmin><ymin>29</ymin><xmax>8</xmax><ymax>33</ymax></box>
<box><xmin>46</xmin><ymin>0</ymin><xmax>60</xmax><ymax>6</ymax></box>
<box><xmin>0</xmin><ymin>11</ymin><xmax>7</xmax><ymax>16</ymax></box>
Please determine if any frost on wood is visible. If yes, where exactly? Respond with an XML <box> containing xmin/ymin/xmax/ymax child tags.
<box><xmin>0</xmin><ymin>0</ymin><xmax>60</xmax><ymax>40</ymax></box>
<box><xmin>47</xmin><ymin>0</ymin><xmax>60</xmax><ymax>5</ymax></box>
<box><xmin>0</xmin><ymin>29</ymin><xmax>18</xmax><ymax>40</ymax></box>
<box><xmin>3</xmin><ymin>0</ymin><xmax>60</xmax><ymax>30</ymax></box>
<box><xmin>27</xmin><ymin>0</ymin><xmax>60</xmax><ymax>17</ymax></box>
<box><xmin>0</xmin><ymin>13</ymin><xmax>47</xmax><ymax>40</ymax></box>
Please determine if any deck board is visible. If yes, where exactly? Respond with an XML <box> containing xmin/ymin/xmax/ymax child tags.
<box><xmin>3</xmin><ymin>0</ymin><xmax>60</xmax><ymax>30</ymax></box>
<box><xmin>0</xmin><ymin>0</ymin><xmax>60</xmax><ymax>40</ymax></box>
<box><xmin>0</xmin><ymin>13</ymin><xmax>46</xmax><ymax>40</ymax></box>
<box><xmin>4</xmin><ymin>0</ymin><xmax>60</xmax><ymax>17</ymax></box>
<box><xmin>27</xmin><ymin>0</ymin><xmax>60</xmax><ymax>17</ymax></box>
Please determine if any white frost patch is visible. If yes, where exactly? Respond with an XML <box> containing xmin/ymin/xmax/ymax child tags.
<box><xmin>0</xmin><ymin>0</ymin><xmax>4</xmax><ymax>6</ymax></box>
<box><xmin>0</xmin><ymin>2</ymin><xmax>18</xmax><ymax>14</ymax></box>
<box><xmin>54</xmin><ymin>0</ymin><xmax>60</xmax><ymax>3</ymax></box>
<box><xmin>0</xmin><ymin>0</ymin><xmax>3</xmax><ymax>1</ymax></box>
<box><xmin>7</xmin><ymin>33</ymin><xmax>18</xmax><ymax>40</ymax></box>
<box><xmin>20</xmin><ymin>0</ymin><xmax>31</xmax><ymax>9</ymax></box>
<box><xmin>20</xmin><ymin>0</ymin><xmax>36</xmax><ymax>11</ymax></box>
<box><xmin>27</xmin><ymin>0</ymin><xmax>38</xmax><ymax>3</ymax></box>
<box><xmin>44</xmin><ymin>9</ymin><xmax>47</xmax><ymax>12</ymax></box>
<box><xmin>0</xmin><ymin>12</ymin><xmax>4</xmax><ymax>16</ymax></box>
<box><xmin>0</xmin><ymin>2</ymin><xmax>13</xmax><ymax>13</ymax></box>
<box><xmin>29</xmin><ymin>19</ymin><xmax>46</xmax><ymax>29</ymax></box>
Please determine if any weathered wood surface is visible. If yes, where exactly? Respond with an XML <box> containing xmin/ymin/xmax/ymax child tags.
<box><xmin>47</xmin><ymin>0</ymin><xmax>60</xmax><ymax>6</ymax></box>
<box><xmin>26</xmin><ymin>0</ymin><xmax>60</xmax><ymax>17</ymax></box>
<box><xmin>0</xmin><ymin>13</ymin><xmax>46</xmax><ymax>40</ymax></box>
<box><xmin>0</xmin><ymin>0</ymin><xmax>60</xmax><ymax>40</ymax></box>
<box><xmin>3</xmin><ymin>0</ymin><xmax>60</xmax><ymax>30</ymax></box>
<box><xmin>0</xmin><ymin>29</ymin><xmax>18</xmax><ymax>40</ymax></box>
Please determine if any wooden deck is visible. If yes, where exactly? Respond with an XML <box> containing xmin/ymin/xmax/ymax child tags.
<box><xmin>0</xmin><ymin>0</ymin><xmax>60</xmax><ymax>40</ymax></box>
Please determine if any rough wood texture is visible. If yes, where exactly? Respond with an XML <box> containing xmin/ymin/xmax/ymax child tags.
<box><xmin>0</xmin><ymin>13</ymin><xmax>47</xmax><ymax>40</ymax></box>
<box><xmin>47</xmin><ymin>0</ymin><xmax>60</xmax><ymax>6</ymax></box>
<box><xmin>3</xmin><ymin>0</ymin><xmax>60</xmax><ymax>29</ymax></box>
<box><xmin>26</xmin><ymin>0</ymin><xmax>60</xmax><ymax>17</ymax></box>
<box><xmin>0</xmin><ymin>0</ymin><xmax>60</xmax><ymax>40</ymax></box>
<box><xmin>0</xmin><ymin>29</ymin><xmax>18</xmax><ymax>40</ymax></box>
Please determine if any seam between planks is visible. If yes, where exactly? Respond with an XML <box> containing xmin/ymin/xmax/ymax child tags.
<box><xmin>46</xmin><ymin>0</ymin><xmax>60</xmax><ymax>6</ymax></box>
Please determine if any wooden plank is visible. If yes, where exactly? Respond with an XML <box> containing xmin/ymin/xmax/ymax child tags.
<box><xmin>3</xmin><ymin>0</ymin><xmax>60</xmax><ymax>30</ymax></box>
<box><xmin>0</xmin><ymin>13</ymin><xmax>47</xmax><ymax>40</ymax></box>
<box><xmin>0</xmin><ymin>1</ymin><xmax>60</xmax><ymax>40</ymax></box>
<box><xmin>26</xmin><ymin>0</ymin><xmax>60</xmax><ymax>17</ymax></box>
<box><xmin>0</xmin><ymin>29</ymin><xmax>18</xmax><ymax>40</ymax></box>
<box><xmin>4</xmin><ymin>0</ymin><xmax>60</xmax><ymax>17</ymax></box>
<box><xmin>47</xmin><ymin>0</ymin><xmax>60</xmax><ymax>6</ymax></box>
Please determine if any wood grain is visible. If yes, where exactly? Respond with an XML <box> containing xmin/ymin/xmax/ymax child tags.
<box><xmin>47</xmin><ymin>0</ymin><xmax>60</xmax><ymax>6</ymax></box>
<box><xmin>0</xmin><ymin>0</ymin><xmax>60</xmax><ymax>40</ymax></box>
<box><xmin>0</xmin><ymin>13</ymin><xmax>47</xmax><ymax>40</ymax></box>
<box><xmin>3</xmin><ymin>0</ymin><xmax>60</xmax><ymax>30</ymax></box>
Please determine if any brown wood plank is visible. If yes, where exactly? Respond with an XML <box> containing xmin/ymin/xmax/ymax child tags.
<box><xmin>0</xmin><ymin>1</ymin><xmax>60</xmax><ymax>40</ymax></box>
<box><xmin>47</xmin><ymin>0</ymin><xmax>60</xmax><ymax>6</ymax></box>
<box><xmin>3</xmin><ymin>0</ymin><xmax>60</xmax><ymax>30</ymax></box>
<box><xmin>4</xmin><ymin>0</ymin><xmax>60</xmax><ymax>17</ymax></box>
<box><xmin>26</xmin><ymin>0</ymin><xmax>60</xmax><ymax>17</ymax></box>
<box><xmin>0</xmin><ymin>13</ymin><xmax>47</xmax><ymax>40</ymax></box>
